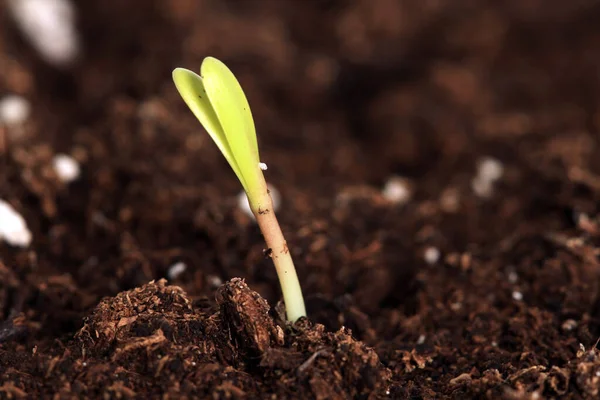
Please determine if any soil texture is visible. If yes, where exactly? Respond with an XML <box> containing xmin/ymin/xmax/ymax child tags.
<box><xmin>2</xmin><ymin>0</ymin><xmax>600</xmax><ymax>398</ymax></box>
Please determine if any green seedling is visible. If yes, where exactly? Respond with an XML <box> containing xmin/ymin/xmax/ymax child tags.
<box><xmin>172</xmin><ymin>57</ymin><xmax>307</xmax><ymax>322</ymax></box>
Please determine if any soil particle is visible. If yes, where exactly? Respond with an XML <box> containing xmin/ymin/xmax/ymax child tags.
<box><xmin>216</xmin><ymin>277</ymin><xmax>284</xmax><ymax>354</ymax></box>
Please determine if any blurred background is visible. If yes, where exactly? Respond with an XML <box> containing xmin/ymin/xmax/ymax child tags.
<box><xmin>3</xmin><ymin>0</ymin><xmax>599</xmax><ymax>182</ymax></box>
<box><xmin>5</xmin><ymin>2</ymin><xmax>600</xmax><ymax>396</ymax></box>
<box><xmin>2</xmin><ymin>0</ymin><xmax>600</xmax><ymax>331</ymax></box>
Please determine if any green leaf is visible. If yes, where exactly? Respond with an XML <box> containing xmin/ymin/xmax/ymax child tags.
<box><xmin>200</xmin><ymin>57</ymin><xmax>261</xmax><ymax>192</ymax></box>
<box><xmin>172</xmin><ymin>67</ymin><xmax>247</xmax><ymax>190</ymax></box>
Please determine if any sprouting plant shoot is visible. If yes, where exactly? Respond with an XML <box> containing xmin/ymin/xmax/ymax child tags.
<box><xmin>172</xmin><ymin>57</ymin><xmax>306</xmax><ymax>322</ymax></box>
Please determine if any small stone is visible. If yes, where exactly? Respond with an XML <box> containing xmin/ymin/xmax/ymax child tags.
<box><xmin>0</xmin><ymin>199</ymin><xmax>32</xmax><ymax>247</ymax></box>
<box><xmin>8</xmin><ymin>0</ymin><xmax>80</xmax><ymax>67</ymax></box>
<box><xmin>472</xmin><ymin>157</ymin><xmax>504</xmax><ymax>198</ymax></box>
<box><xmin>471</xmin><ymin>176</ymin><xmax>493</xmax><ymax>198</ymax></box>
<box><xmin>381</xmin><ymin>176</ymin><xmax>411</xmax><ymax>205</ymax></box>
<box><xmin>478</xmin><ymin>157</ymin><xmax>504</xmax><ymax>182</ymax></box>
<box><xmin>167</xmin><ymin>261</ymin><xmax>187</xmax><ymax>280</ymax></box>
<box><xmin>237</xmin><ymin>184</ymin><xmax>281</xmax><ymax>220</ymax></box>
<box><xmin>423</xmin><ymin>247</ymin><xmax>440</xmax><ymax>265</ymax></box>
<box><xmin>0</xmin><ymin>95</ymin><xmax>30</xmax><ymax>125</ymax></box>
<box><xmin>52</xmin><ymin>153</ymin><xmax>80</xmax><ymax>183</ymax></box>
<box><xmin>562</xmin><ymin>319</ymin><xmax>578</xmax><ymax>331</ymax></box>
<box><xmin>207</xmin><ymin>275</ymin><xmax>223</xmax><ymax>288</ymax></box>
<box><xmin>512</xmin><ymin>291</ymin><xmax>523</xmax><ymax>301</ymax></box>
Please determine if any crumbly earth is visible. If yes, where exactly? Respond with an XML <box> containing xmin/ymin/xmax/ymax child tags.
<box><xmin>2</xmin><ymin>0</ymin><xmax>600</xmax><ymax>398</ymax></box>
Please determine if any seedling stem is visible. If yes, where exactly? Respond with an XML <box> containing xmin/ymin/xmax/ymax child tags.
<box><xmin>172</xmin><ymin>57</ymin><xmax>306</xmax><ymax>322</ymax></box>
<box><xmin>249</xmin><ymin>179</ymin><xmax>306</xmax><ymax>322</ymax></box>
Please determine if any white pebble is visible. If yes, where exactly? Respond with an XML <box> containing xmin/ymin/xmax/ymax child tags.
<box><xmin>507</xmin><ymin>270</ymin><xmax>518</xmax><ymax>284</ymax></box>
<box><xmin>238</xmin><ymin>193</ymin><xmax>253</xmax><ymax>218</ymax></box>
<box><xmin>52</xmin><ymin>153</ymin><xmax>80</xmax><ymax>183</ymax></box>
<box><xmin>562</xmin><ymin>319</ymin><xmax>577</xmax><ymax>331</ymax></box>
<box><xmin>417</xmin><ymin>334</ymin><xmax>426</xmax><ymax>345</ymax></box>
<box><xmin>423</xmin><ymin>247</ymin><xmax>440</xmax><ymax>265</ymax></box>
<box><xmin>471</xmin><ymin>176</ymin><xmax>493</xmax><ymax>198</ymax></box>
<box><xmin>472</xmin><ymin>157</ymin><xmax>504</xmax><ymax>198</ymax></box>
<box><xmin>512</xmin><ymin>291</ymin><xmax>523</xmax><ymax>301</ymax></box>
<box><xmin>167</xmin><ymin>261</ymin><xmax>187</xmax><ymax>280</ymax></box>
<box><xmin>479</xmin><ymin>157</ymin><xmax>504</xmax><ymax>182</ymax></box>
<box><xmin>0</xmin><ymin>95</ymin><xmax>30</xmax><ymax>125</ymax></box>
<box><xmin>7</xmin><ymin>0</ymin><xmax>80</xmax><ymax>67</ymax></box>
<box><xmin>0</xmin><ymin>200</ymin><xmax>32</xmax><ymax>247</ymax></box>
<box><xmin>382</xmin><ymin>176</ymin><xmax>411</xmax><ymax>205</ymax></box>
<box><xmin>207</xmin><ymin>275</ymin><xmax>223</xmax><ymax>288</ymax></box>
<box><xmin>237</xmin><ymin>184</ymin><xmax>281</xmax><ymax>220</ymax></box>
<box><xmin>258</xmin><ymin>162</ymin><xmax>268</xmax><ymax>171</ymax></box>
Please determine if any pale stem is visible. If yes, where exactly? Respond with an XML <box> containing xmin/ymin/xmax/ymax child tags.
<box><xmin>249</xmin><ymin>179</ymin><xmax>306</xmax><ymax>322</ymax></box>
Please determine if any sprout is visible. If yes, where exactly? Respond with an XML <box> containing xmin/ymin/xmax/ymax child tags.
<box><xmin>172</xmin><ymin>57</ymin><xmax>306</xmax><ymax>322</ymax></box>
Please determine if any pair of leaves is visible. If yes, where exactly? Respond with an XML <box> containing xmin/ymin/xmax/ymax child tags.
<box><xmin>172</xmin><ymin>57</ymin><xmax>260</xmax><ymax>193</ymax></box>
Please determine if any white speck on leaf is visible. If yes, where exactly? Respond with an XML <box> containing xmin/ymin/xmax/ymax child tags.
<box><xmin>258</xmin><ymin>162</ymin><xmax>268</xmax><ymax>171</ymax></box>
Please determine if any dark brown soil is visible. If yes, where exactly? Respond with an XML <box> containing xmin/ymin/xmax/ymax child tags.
<box><xmin>2</xmin><ymin>0</ymin><xmax>600</xmax><ymax>398</ymax></box>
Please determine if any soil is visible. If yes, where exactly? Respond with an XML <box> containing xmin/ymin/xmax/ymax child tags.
<box><xmin>2</xmin><ymin>0</ymin><xmax>600</xmax><ymax>398</ymax></box>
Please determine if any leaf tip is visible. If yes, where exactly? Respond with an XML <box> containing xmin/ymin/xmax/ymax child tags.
<box><xmin>172</xmin><ymin>67</ymin><xmax>184</xmax><ymax>80</ymax></box>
